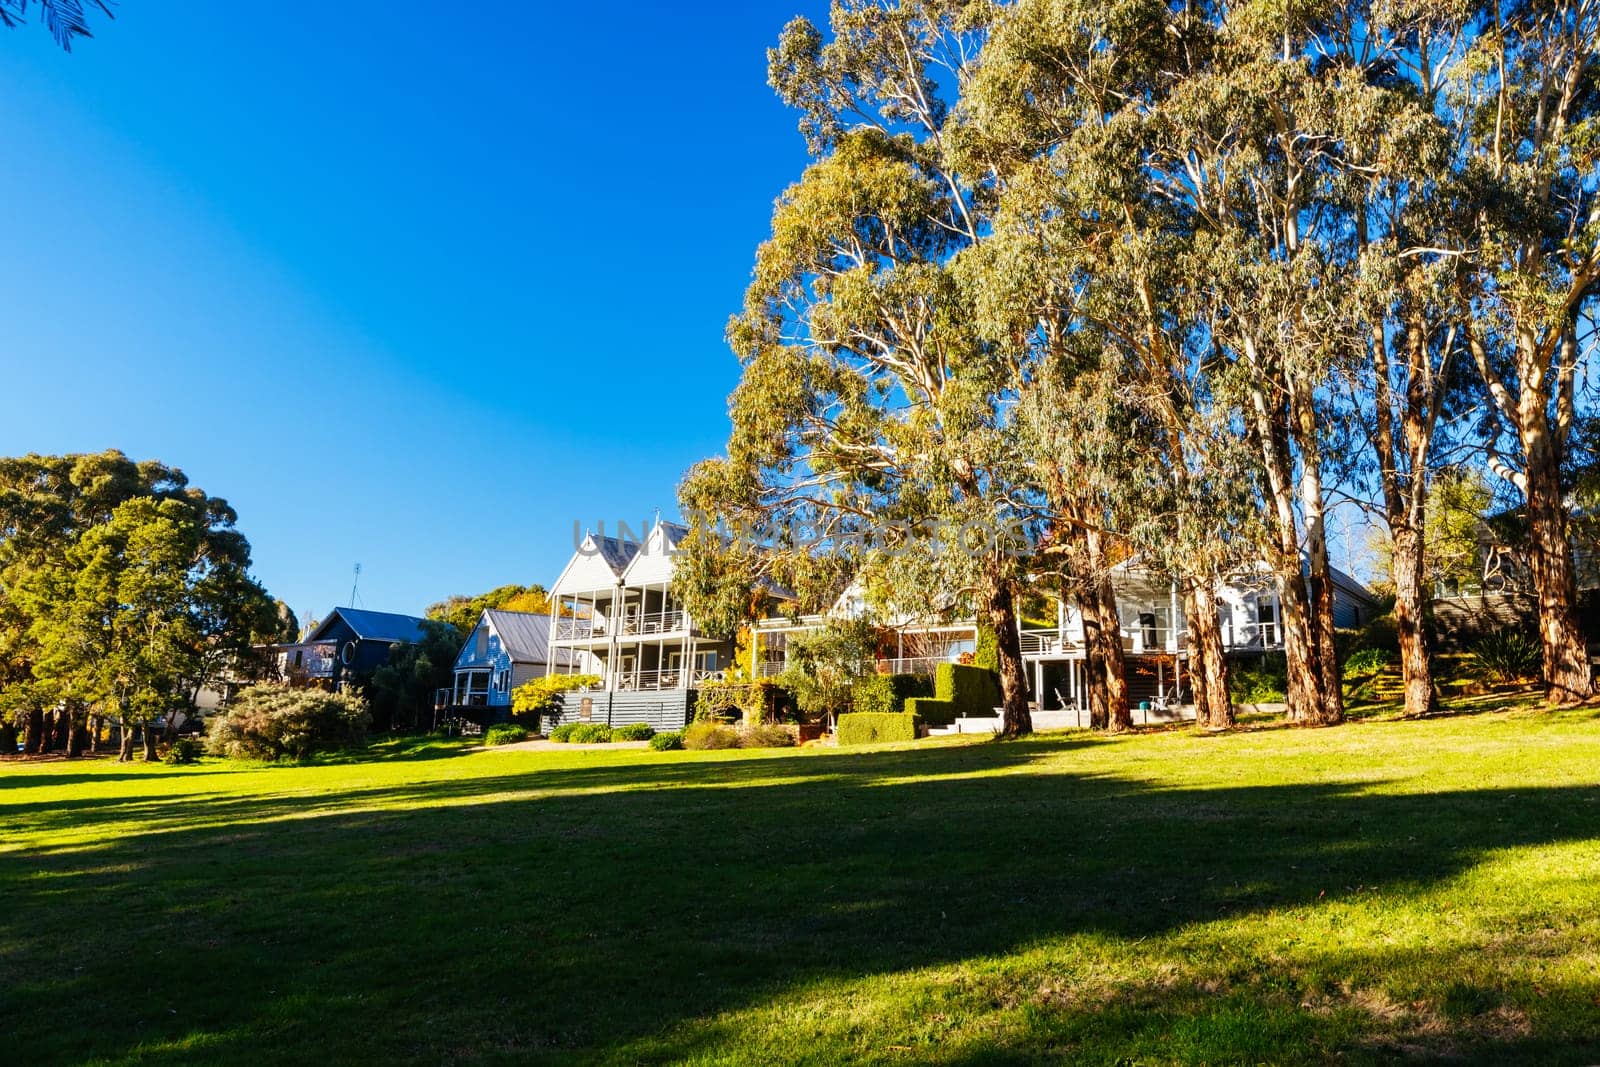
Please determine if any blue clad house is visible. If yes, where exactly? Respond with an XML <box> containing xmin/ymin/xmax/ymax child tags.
<box><xmin>445</xmin><ymin>609</ymin><xmax>575</xmax><ymax>723</ymax></box>
<box><xmin>296</xmin><ymin>607</ymin><xmax>435</xmax><ymax>690</ymax></box>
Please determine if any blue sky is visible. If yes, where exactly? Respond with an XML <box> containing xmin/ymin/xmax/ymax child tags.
<box><xmin>0</xmin><ymin>2</ymin><xmax>829</xmax><ymax>624</ymax></box>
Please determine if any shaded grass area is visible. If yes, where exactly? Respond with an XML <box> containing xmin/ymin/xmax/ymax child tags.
<box><xmin>4</xmin><ymin>708</ymin><xmax>1600</xmax><ymax>1063</ymax></box>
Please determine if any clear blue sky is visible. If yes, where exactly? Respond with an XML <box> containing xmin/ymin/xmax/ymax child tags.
<box><xmin>0</xmin><ymin>2</ymin><xmax>829</xmax><ymax>624</ymax></box>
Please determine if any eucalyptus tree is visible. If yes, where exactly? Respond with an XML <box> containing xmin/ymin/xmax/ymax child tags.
<box><xmin>956</xmin><ymin>0</ymin><xmax>1253</xmax><ymax>728</ymax></box>
<box><xmin>681</xmin><ymin>0</ymin><xmax>1044</xmax><ymax>737</ymax></box>
<box><xmin>1133</xmin><ymin>3</ymin><xmax>1370</xmax><ymax>726</ymax></box>
<box><xmin>1451</xmin><ymin>0</ymin><xmax>1600</xmax><ymax>703</ymax></box>
<box><xmin>1</xmin><ymin>0</ymin><xmax>112</xmax><ymax>50</ymax></box>
<box><xmin>1322</xmin><ymin>1</ymin><xmax>1476</xmax><ymax>719</ymax></box>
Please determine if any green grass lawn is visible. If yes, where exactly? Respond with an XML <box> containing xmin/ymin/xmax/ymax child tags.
<box><xmin>6</xmin><ymin>703</ymin><xmax>1600</xmax><ymax>1064</ymax></box>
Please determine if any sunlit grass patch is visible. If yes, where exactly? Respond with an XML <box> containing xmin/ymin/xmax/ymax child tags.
<box><xmin>4</xmin><ymin>706</ymin><xmax>1600</xmax><ymax>1063</ymax></box>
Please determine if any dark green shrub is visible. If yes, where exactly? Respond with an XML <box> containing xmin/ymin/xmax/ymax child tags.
<box><xmin>649</xmin><ymin>731</ymin><xmax>684</xmax><ymax>751</ymax></box>
<box><xmin>902</xmin><ymin>664</ymin><xmax>1000</xmax><ymax>721</ymax></box>
<box><xmin>1471</xmin><ymin>628</ymin><xmax>1540</xmax><ymax>684</ymax></box>
<box><xmin>851</xmin><ymin>673</ymin><xmax>933</xmax><ymax>715</ymax></box>
<box><xmin>905</xmin><ymin>697</ymin><xmax>959</xmax><ymax>725</ymax></box>
<box><xmin>162</xmin><ymin>737</ymin><xmax>203</xmax><ymax>765</ymax></box>
<box><xmin>612</xmin><ymin>722</ymin><xmax>656</xmax><ymax>741</ymax></box>
<box><xmin>484</xmin><ymin>723</ymin><xmax>529</xmax><ymax>746</ymax></box>
<box><xmin>738</xmin><ymin>723</ymin><xmax>796</xmax><ymax>748</ymax></box>
<box><xmin>206</xmin><ymin>685</ymin><xmax>371</xmax><ymax>761</ymax></box>
<box><xmin>938</xmin><ymin>663</ymin><xmax>1001</xmax><ymax>712</ymax></box>
<box><xmin>683</xmin><ymin>720</ymin><xmax>739</xmax><ymax>750</ymax></box>
<box><xmin>837</xmin><ymin>712</ymin><xmax>919</xmax><ymax>746</ymax></box>
<box><xmin>1230</xmin><ymin>653</ymin><xmax>1288</xmax><ymax>704</ymax></box>
<box><xmin>1343</xmin><ymin>647</ymin><xmax>1396</xmax><ymax>675</ymax></box>
<box><xmin>548</xmin><ymin>722</ymin><xmax>614</xmax><ymax>743</ymax></box>
<box><xmin>974</xmin><ymin>625</ymin><xmax>999</xmax><ymax>671</ymax></box>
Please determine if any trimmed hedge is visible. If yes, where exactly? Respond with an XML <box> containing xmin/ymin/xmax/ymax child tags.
<box><xmin>649</xmin><ymin>731</ymin><xmax>684</xmax><ymax>751</ymax></box>
<box><xmin>905</xmin><ymin>697</ymin><xmax>960</xmax><ymax>725</ymax></box>
<box><xmin>938</xmin><ymin>662</ymin><xmax>1001</xmax><ymax>713</ymax></box>
<box><xmin>899</xmin><ymin>663</ymin><xmax>1001</xmax><ymax>722</ymax></box>
<box><xmin>612</xmin><ymin>722</ymin><xmax>656</xmax><ymax>741</ymax></box>
<box><xmin>837</xmin><ymin>712</ymin><xmax>919</xmax><ymax>746</ymax></box>
<box><xmin>852</xmin><ymin>672</ymin><xmax>934</xmax><ymax>715</ymax></box>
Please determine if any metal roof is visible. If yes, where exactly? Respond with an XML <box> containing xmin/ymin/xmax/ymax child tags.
<box><xmin>482</xmin><ymin>609</ymin><xmax>556</xmax><ymax>664</ymax></box>
<box><xmin>593</xmin><ymin>533</ymin><xmax>642</xmax><ymax>574</ymax></box>
<box><xmin>307</xmin><ymin>607</ymin><xmax>433</xmax><ymax>644</ymax></box>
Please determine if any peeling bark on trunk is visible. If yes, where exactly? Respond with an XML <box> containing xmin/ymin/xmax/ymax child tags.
<box><xmin>987</xmin><ymin>580</ymin><xmax>1033</xmax><ymax>739</ymax></box>
<box><xmin>1077</xmin><ymin>585</ymin><xmax>1111</xmax><ymax>731</ymax></box>
<box><xmin>1293</xmin><ymin>384</ymin><xmax>1345</xmax><ymax>725</ymax></box>
<box><xmin>1085</xmin><ymin>528</ymin><xmax>1130</xmax><ymax>731</ymax></box>
<box><xmin>1253</xmin><ymin>390</ymin><xmax>1329</xmax><ymax>723</ymax></box>
<box><xmin>1524</xmin><ymin>427</ymin><xmax>1591</xmax><ymax>703</ymax></box>
<box><xmin>1185</xmin><ymin>581</ymin><xmax>1234</xmax><ymax>729</ymax></box>
<box><xmin>1391</xmin><ymin>528</ymin><xmax>1438</xmax><ymax>716</ymax></box>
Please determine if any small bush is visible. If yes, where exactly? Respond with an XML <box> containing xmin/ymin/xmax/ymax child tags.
<box><xmin>569</xmin><ymin>723</ymin><xmax>615</xmax><ymax>744</ymax></box>
<box><xmin>612</xmin><ymin>722</ymin><xmax>657</xmax><ymax>741</ymax></box>
<box><xmin>837</xmin><ymin>712</ymin><xmax>919</xmax><ymax>746</ymax></box>
<box><xmin>738</xmin><ymin>723</ymin><xmax>796</xmax><ymax>749</ymax></box>
<box><xmin>206</xmin><ymin>685</ymin><xmax>371</xmax><ymax>761</ymax></box>
<box><xmin>649</xmin><ymin>731</ymin><xmax>684</xmax><ymax>751</ymax></box>
<box><xmin>1472</xmin><ymin>628</ymin><xmax>1540</xmax><ymax>684</ymax></box>
<box><xmin>484</xmin><ymin>724</ymin><xmax>529</xmax><ymax>746</ymax></box>
<box><xmin>548</xmin><ymin>723</ymin><xmax>578</xmax><ymax>742</ymax></box>
<box><xmin>683</xmin><ymin>720</ymin><xmax>740</xmax><ymax>750</ymax></box>
<box><xmin>851</xmin><ymin>673</ymin><xmax>933</xmax><ymax>715</ymax></box>
<box><xmin>162</xmin><ymin>737</ymin><xmax>203</xmax><ymax>765</ymax></box>
<box><xmin>1344</xmin><ymin>647</ymin><xmax>1396</xmax><ymax>675</ymax></box>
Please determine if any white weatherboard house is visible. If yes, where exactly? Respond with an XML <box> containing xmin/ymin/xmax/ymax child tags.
<box><xmin>539</xmin><ymin>514</ymin><xmax>1379</xmax><ymax>728</ymax></box>
<box><xmin>543</xmin><ymin>520</ymin><xmax>744</xmax><ymax>731</ymax></box>
<box><xmin>753</xmin><ymin>558</ymin><xmax>1378</xmax><ymax>725</ymax></box>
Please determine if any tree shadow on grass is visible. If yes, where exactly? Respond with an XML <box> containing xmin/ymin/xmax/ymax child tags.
<box><xmin>3</xmin><ymin>736</ymin><xmax>1600</xmax><ymax>1064</ymax></box>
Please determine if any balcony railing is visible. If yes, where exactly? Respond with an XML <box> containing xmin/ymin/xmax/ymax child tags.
<box><xmin>1020</xmin><ymin>629</ymin><xmax>1081</xmax><ymax>655</ymax></box>
<box><xmin>613</xmin><ymin>668</ymin><xmax>723</xmax><ymax>691</ymax></box>
<box><xmin>1223</xmin><ymin>621</ymin><xmax>1281</xmax><ymax>649</ymax></box>
<box><xmin>620</xmin><ymin>610</ymin><xmax>686</xmax><ymax>636</ymax></box>
<box><xmin>554</xmin><ymin>617</ymin><xmax>610</xmax><ymax>641</ymax></box>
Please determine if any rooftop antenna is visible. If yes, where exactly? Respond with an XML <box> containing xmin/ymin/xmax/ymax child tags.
<box><xmin>349</xmin><ymin>563</ymin><xmax>363</xmax><ymax>608</ymax></box>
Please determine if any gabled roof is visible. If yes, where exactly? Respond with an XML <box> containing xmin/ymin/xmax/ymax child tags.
<box><xmin>620</xmin><ymin>519</ymin><xmax>692</xmax><ymax>584</ymax></box>
<box><xmin>550</xmin><ymin>530</ymin><xmax>643</xmax><ymax>597</ymax></box>
<box><xmin>482</xmin><ymin>609</ymin><xmax>555</xmax><ymax>664</ymax></box>
<box><xmin>593</xmin><ymin>533</ymin><xmax>642</xmax><ymax>573</ymax></box>
<box><xmin>306</xmin><ymin>607</ymin><xmax>432</xmax><ymax>645</ymax></box>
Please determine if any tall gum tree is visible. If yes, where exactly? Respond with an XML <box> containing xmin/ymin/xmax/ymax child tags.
<box><xmin>683</xmin><ymin>1</ymin><xmax>1039</xmax><ymax>737</ymax></box>
<box><xmin>1454</xmin><ymin>0</ymin><xmax>1600</xmax><ymax>703</ymax></box>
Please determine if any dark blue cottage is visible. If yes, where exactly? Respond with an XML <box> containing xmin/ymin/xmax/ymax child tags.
<box><xmin>302</xmin><ymin>607</ymin><xmax>434</xmax><ymax>690</ymax></box>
